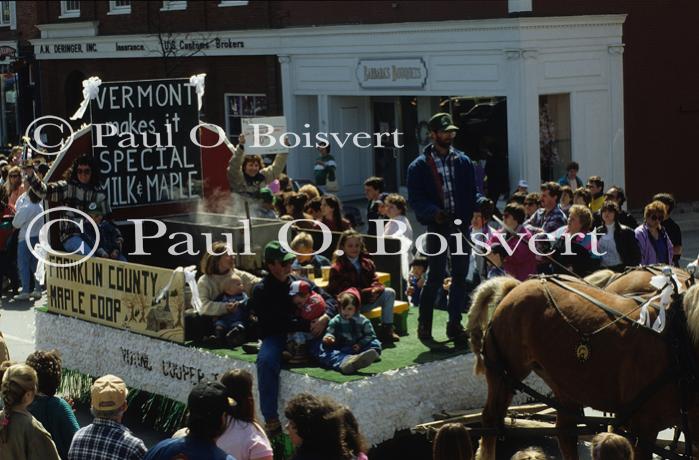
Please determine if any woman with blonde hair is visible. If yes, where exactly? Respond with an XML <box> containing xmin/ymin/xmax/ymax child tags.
<box><xmin>197</xmin><ymin>241</ymin><xmax>261</xmax><ymax>317</ymax></box>
<box><xmin>550</xmin><ymin>204</ymin><xmax>601</xmax><ymax>277</ymax></box>
<box><xmin>634</xmin><ymin>200</ymin><xmax>673</xmax><ymax>265</ymax></box>
<box><xmin>1</xmin><ymin>166</ymin><xmax>24</xmax><ymax>211</ymax></box>
<box><xmin>0</xmin><ymin>363</ymin><xmax>60</xmax><ymax>460</ymax></box>
<box><xmin>591</xmin><ymin>432</ymin><xmax>633</xmax><ymax>460</ymax></box>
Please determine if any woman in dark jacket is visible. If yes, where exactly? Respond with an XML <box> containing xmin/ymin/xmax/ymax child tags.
<box><xmin>551</xmin><ymin>204</ymin><xmax>601</xmax><ymax>277</ymax></box>
<box><xmin>595</xmin><ymin>201</ymin><xmax>641</xmax><ymax>271</ymax></box>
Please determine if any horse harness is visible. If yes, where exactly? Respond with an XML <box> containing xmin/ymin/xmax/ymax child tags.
<box><xmin>482</xmin><ymin>274</ymin><xmax>699</xmax><ymax>459</ymax></box>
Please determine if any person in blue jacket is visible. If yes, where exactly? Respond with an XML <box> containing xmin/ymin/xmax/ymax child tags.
<box><xmin>407</xmin><ymin>112</ymin><xmax>481</xmax><ymax>345</ymax></box>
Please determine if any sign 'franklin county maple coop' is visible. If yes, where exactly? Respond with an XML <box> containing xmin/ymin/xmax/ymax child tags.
<box><xmin>90</xmin><ymin>78</ymin><xmax>203</xmax><ymax>209</ymax></box>
<box><xmin>45</xmin><ymin>253</ymin><xmax>186</xmax><ymax>343</ymax></box>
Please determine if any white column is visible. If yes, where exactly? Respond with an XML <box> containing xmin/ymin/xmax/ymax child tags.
<box><xmin>504</xmin><ymin>50</ymin><xmax>524</xmax><ymax>192</ymax></box>
<box><xmin>521</xmin><ymin>49</ymin><xmax>541</xmax><ymax>189</ymax></box>
<box><xmin>317</xmin><ymin>94</ymin><xmax>329</xmax><ymax>136</ymax></box>
<box><xmin>504</xmin><ymin>48</ymin><xmax>541</xmax><ymax>193</ymax></box>
<box><xmin>278</xmin><ymin>55</ymin><xmax>298</xmax><ymax>177</ymax></box>
<box><xmin>607</xmin><ymin>44</ymin><xmax>625</xmax><ymax>191</ymax></box>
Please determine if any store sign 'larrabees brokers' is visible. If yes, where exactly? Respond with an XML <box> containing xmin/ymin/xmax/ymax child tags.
<box><xmin>356</xmin><ymin>58</ymin><xmax>428</xmax><ymax>89</ymax></box>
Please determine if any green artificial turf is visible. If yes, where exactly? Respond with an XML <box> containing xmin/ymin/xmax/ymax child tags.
<box><xmin>205</xmin><ymin>308</ymin><xmax>470</xmax><ymax>383</ymax></box>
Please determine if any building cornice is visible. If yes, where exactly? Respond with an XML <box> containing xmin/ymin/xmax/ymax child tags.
<box><xmin>30</xmin><ymin>15</ymin><xmax>626</xmax><ymax>60</ymax></box>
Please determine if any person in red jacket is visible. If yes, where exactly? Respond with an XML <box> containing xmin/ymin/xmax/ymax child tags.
<box><xmin>327</xmin><ymin>229</ymin><xmax>399</xmax><ymax>345</ymax></box>
<box><xmin>488</xmin><ymin>203</ymin><xmax>537</xmax><ymax>282</ymax></box>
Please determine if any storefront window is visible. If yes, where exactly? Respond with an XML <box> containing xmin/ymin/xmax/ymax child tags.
<box><xmin>450</xmin><ymin>96</ymin><xmax>508</xmax><ymax>200</ymax></box>
<box><xmin>0</xmin><ymin>67</ymin><xmax>18</xmax><ymax>146</ymax></box>
<box><xmin>539</xmin><ymin>94</ymin><xmax>571</xmax><ymax>182</ymax></box>
<box><xmin>224</xmin><ymin>93</ymin><xmax>267</xmax><ymax>140</ymax></box>
<box><xmin>382</xmin><ymin>95</ymin><xmax>508</xmax><ymax>199</ymax></box>
<box><xmin>0</xmin><ymin>2</ymin><xmax>10</xmax><ymax>26</ymax></box>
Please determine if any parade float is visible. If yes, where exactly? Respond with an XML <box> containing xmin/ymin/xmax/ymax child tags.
<box><xmin>32</xmin><ymin>75</ymin><xmax>548</xmax><ymax>445</ymax></box>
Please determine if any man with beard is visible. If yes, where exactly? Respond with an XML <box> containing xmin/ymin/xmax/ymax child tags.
<box><xmin>407</xmin><ymin>112</ymin><xmax>481</xmax><ymax>347</ymax></box>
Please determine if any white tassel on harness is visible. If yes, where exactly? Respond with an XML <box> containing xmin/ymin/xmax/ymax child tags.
<box><xmin>637</xmin><ymin>267</ymin><xmax>678</xmax><ymax>333</ymax></box>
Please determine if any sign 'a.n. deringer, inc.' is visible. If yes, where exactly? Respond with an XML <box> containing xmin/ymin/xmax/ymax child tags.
<box><xmin>356</xmin><ymin>58</ymin><xmax>428</xmax><ymax>89</ymax></box>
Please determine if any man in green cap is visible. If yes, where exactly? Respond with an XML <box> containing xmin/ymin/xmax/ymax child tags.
<box><xmin>407</xmin><ymin>112</ymin><xmax>482</xmax><ymax>346</ymax></box>
<box><xmin>248</xmin><ymin>240</ymin><xmax>338</xmax><ymax>437</ymax></box>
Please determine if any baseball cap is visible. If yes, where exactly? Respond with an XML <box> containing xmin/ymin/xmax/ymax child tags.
<box><xmin>187</xmin><ymin>380</ymin><xmax>236</xmax><ymax>419</ymax></box>
<box><xmin>91</xmin><ymin>374</ymin><xmax>128</xmax><ymax>410</ymax></box>
<box><xmin>289</xmin><ymin>280</ymin><xmax>311</xmax><ymax>297</ymax></box>
<box><xmin>259</xmin><ymin>187</ymin><xmax>274</xmax><ymax>203</ymax></box>
<box><xmin>264</xmin><ymin>241</ymin><xmax>296</xmax><ymax>264</ymax></box>
<box><xmin>428</xmin><ymin>112</ymin><xmax>459</xmax><ymax>132</ymax></box>
<box><xmin>518</xmin><ymin>179</ymin><xmax>528</xmax><ymax>189</ymax></box>
<box><xmin>87</xmin><ymin>201</ymin><xmax>106</xmax><ymax>216</ymax></box>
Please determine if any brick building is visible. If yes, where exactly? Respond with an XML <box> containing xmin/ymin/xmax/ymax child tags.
<box><xmin>10</xmin><ymin>0</ymin><xmax>699</xmax><ymax>206</ymax></box>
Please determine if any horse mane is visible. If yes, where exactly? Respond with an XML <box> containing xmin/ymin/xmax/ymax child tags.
<box><xmin>468</xmin><ymin>276</ymin><xmax>521</xmax><ymax>375</ymax></box>
<box><xmin>683</xmin><ymin>283</ymin><xmax>699</xmax><ymax>346</ymax></box>
<box><xmin>584</xmin><ymin>269</ymin><xmax>618</xmax><ymax>288</ymax></box>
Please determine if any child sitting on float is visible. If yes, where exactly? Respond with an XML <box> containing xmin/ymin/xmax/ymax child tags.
<box><xmin>290</xmin><ymin>232</ymin><xmax>330</xmax><ymax>279</ymax></box>
<box><xmin>320</xmin><ymin>288</ymin><xmax>380</xmax><ymax>375</ymax></box>
<box><xmin>285</xmin><ymin>280</ymin><xmax>327</xmax><ymax>364</ymax></box>
<box><xmin>326</xmin><ymin>229</ymin><xmax>398</xmax><ymax>345</ymax></box>
<box><xmin>205</xmin><ymin>274</ymin><xmax>250</xmax><ymax>348</ymax></box>
<box><xmin>84</xmin><ymin>201</ymin><xmax>126</xmax><ymax>261</ymax></box>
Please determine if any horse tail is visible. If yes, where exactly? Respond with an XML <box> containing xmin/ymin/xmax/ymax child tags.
<box><xmin>468</xmin><ymin>276</ymin><xmax>521</xmax><ymax>376</ymax></box>
<box><xmin>584</xmin><ymin>269</ymin><xmax>617</xmax><ymax>288</ymax></box>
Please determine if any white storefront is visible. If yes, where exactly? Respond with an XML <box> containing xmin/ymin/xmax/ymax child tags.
<box><xmin>277</xmin><ymin>15</ymin><xmax>627</xmax><ymax>198</ymax></box>
<box><xmin>32</xmin><ymin>15</ymin><xmax>626</xmax><ymax>199</ymax></box>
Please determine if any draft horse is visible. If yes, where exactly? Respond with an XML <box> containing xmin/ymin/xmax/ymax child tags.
<box><xmin>468</xmin><ymin>275</ymin><xmax>699</xmax><ymax>460</ymax></box>
<box><xmin>584</xmin><ymin>265</ymin><xmax>693</xmax><ymax>296</ymax></box>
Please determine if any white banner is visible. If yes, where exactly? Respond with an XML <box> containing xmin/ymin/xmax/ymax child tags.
<box><xmin>241</xmin><ymin>116</ymin><xmax>289</xmax><ymax>155</ymax></box>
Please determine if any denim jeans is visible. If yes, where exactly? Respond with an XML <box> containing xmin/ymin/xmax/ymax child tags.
<box><xmin>257</xmin><ymin>334</ymin><xmax>321</xmax><ymax>422</ymax></box>
<box><xmin>17</xmin><ymin>237</ymin><xmax>39</xmax><ymax>294</ymax></box>
<box><xmin>361</xmin><ymin>287</ymin><xmax>396</xmax><ymax>324</ymax></box>
<box><xmin>418</xmin><ymin>224</ymin><xmax>470</xmax><ymax>326</ymax></box>
<box><xmin>317</xmin><ymin>339</ymin><xmax>382</xmax><ymax>370</ymax></box>
<box><xmin>63</xmin><ymin>235</ymin><xmax>93</xmax><ymax>256</ymax></box>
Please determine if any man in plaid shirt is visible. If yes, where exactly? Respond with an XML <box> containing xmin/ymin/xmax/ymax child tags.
<box><xmin>68</xmin><ymin>374</ymin><xmax>146</xmax><ymax>460</ymax></box>
<box><xmin>407</xmin><ymin>112</ymin><xmax>482</xmax><ymax>346</ymax></box>
<box><xmin>24</xmin><ymin>154</ymin><xmax>110</xmax><ymax>255</ymax></box>
<box><xmin>524</xmin><ymin>181</ymin><xmax>568</xmax><ymax>234</ymax></box>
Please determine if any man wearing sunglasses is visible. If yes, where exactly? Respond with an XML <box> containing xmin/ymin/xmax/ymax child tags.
<box><xmin>24</xmin><ymin>154</ymin><xmax>110</xmax><ymax>255</ymax></box>
<box><xmin>248</xmin><ymin>240</ymin><xmax>338</xmax><ymax>438</ymax></box>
